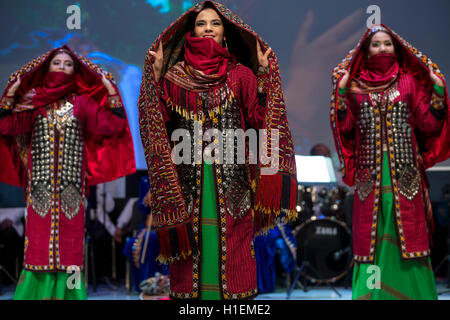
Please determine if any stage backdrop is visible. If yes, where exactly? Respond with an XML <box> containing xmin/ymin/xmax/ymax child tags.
<box><xmin>1</xmin><ymin>0</ymin><xmax>450</xmax><ymax>170</ymax></box>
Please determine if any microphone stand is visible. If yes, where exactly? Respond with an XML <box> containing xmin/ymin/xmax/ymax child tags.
<box><xmin>435</xmin><ymin>196</ymin><xmax>450</xmax><ymax>295</ymax></box>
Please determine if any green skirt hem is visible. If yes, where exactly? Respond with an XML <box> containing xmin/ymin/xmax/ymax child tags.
<box><xmin>14</xmin><ymin>269</ymin><xmax>87</xmax><ymax>300</ymax></box>
<box><xmin>352</xmin><ymin>152</ymin><xmax>437</xmax><ymax>300</ymax></box>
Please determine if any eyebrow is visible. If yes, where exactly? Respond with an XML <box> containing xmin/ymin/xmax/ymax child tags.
<box><xmin>372</xmin><ymin>40</ymin><xmax>392</xmax><ymax>44</ymax></box>
<box><xmin>52</xmin><ymin>59</ymin><xmax>73</xmax><ymax>63</ymax></box>
<box><xmin>196</xmin><ymin>19</ymin><xmax>222</xmax><ymax>23</ymax></box>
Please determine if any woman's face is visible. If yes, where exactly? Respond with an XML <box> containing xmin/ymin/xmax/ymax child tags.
<box><xmin>367</xmin><ymin>32</ymin><xmax>395</xmax><ymax>58</ymax></box>
<box><xmin>48</xmin><ymin>52</ymin><xmax>75</xmax><ymax>75</ymax></box>
<box><xmin>193</xmin><ymin>8</ymin><xmax>225</xmax><ymax>45</ymax></box>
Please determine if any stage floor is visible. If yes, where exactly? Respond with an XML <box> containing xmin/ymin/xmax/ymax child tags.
<box><xmin>1</xmin><ymin>282</ymin><xmax>450</xmax><ymax>300</ymax></box>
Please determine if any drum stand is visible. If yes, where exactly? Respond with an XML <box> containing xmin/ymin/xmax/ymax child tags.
<box><xmin>0</xmin><ymin>244</ymin><xmax>17</xmax><ymax>289</ymax></box>
<box><xmin>435</xmin><ymin>214</ymin><xmax>450</xmax><ymax>294</ymax></box>
<box><xmin>434</xmin><ymin>255</ymin><xmax>450</xmax><ymax>294</ymax></box>
<box><xmin>0</xmin><ymin>265</ymin><xmax>16</xmax><ymax>284</ymax></box>
<box><xmin>286</xmin><ymin>259</ymin><xmax>342</xmax><ymax>299</ymax></box>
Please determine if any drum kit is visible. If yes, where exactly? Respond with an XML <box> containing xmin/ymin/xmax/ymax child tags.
<box><xmin>287</xmin><ymin>184</ymin><xmax>353</xmax><ymax>297</ymax></box>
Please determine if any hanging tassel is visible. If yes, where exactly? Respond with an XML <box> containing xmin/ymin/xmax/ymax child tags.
<box><xmin>255</xmin><ymin>174</ymin><xmax>282</xmax><ymax>214</ymax></box>
<box><xmin>254</xmin><ymin>174</ymin><xmax>282</xmax><ymax>234</ymax></box>
<box><xmin>155</xmin><ymin>220</ymin><xmax>197</xmax><ymax>264</ymax></box>
<box><xmin>254</xmin><ymin>173</ymin><xmax>298</xmax><ymax>235</ymax></box>
<box><xmin>289</xmin><ymin>176</ymin><xmax>298</xmax><ymax>218</ymax></box>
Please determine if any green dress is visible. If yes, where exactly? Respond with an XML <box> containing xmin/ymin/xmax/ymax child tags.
<box><xmin>352</xmin><ymin>152</ymin><xmax>437</xmax><ymax>300</ymax></box>
<box><xmin>200</xmin><ymin>162</ymin><xmax>221</xmax><ymax>300</ymax></box>
<box><xmin>13</xmin><ymin>269</ymin><xmax>87</xmax><ymax>300</ymax></box>
<box><xmin>12</xmin><ymin>163</ymin><xmax>221</xmax><ymax>300</ymax></box>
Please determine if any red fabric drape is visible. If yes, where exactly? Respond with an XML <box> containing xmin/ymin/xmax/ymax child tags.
<box><xmin>332</xmin><ymin>24</ymin><xmax>450</xmax><ymax>183</ymax></box>
<box><xmin>358</xmin><ymin>53</ymin><xmax>399</xmax><ymax>87</ymax></box>
<box><xmin>330</xmin><ymin>24</ymin><xmax>450</xmax><ymax>261</ymax></box>
<box><xmin>184</xmin><ymin>33</ymin><xmax>230</xmax><ymax>77</ymax></box>
<box><xmin>0</xmin><ymin>45</ymin><xmax>136</xmax><ymax>188</ymax></box>
<box><xmin>32</xmin><ymin>72</ymin><xmax>76</xmax><ymax>108</ymax></box>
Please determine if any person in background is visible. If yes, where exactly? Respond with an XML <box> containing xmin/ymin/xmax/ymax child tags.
<box><xmin>123</xmin><ymin>176</ymin><xmax>169</xmax><ymax>294</ymax></box>
<box><xmin>310</xmin><ymin>143</ymin><xmax>331</xmax><ymax>158</ymax></box>
<box><xmin>330</xmin><ymin>24</ymin><xmax>449</xmax><ymax>300</ymax></box>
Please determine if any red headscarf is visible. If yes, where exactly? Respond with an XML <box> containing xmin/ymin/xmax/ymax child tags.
<box><xmin>358</xmin><ymin>53</ymin><xmax>399</xmax><ymax>87</ymax></box>
<box><xmin>331</xmin><ymin>24</ymin><xmax>450</xmax><ymax>183</ymax></box>
<box><xmin>163</xmin><ymin>33</ymin><xmax>232</xmax><ymax>103</ymax></box>
<box><xmin>0</xmin><ymin>45</ymin><xmax>136</xmax><ymax>188</ymax></box>
<box><xmin>32</xmin><ymin>71</ymin><xmax>76</xmax><ymax>108</ymax></box>
<box><xmin>184</xmin><ymin>32</ymin><xmax>230</xmax><ymax>77</ymax></box>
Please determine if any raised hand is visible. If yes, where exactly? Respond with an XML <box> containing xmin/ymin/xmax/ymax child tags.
<box><xmin>101</xmin><ymin>74</ymin><xmax>117</xmax><ymax>95</ymax></box>
<box><xmin>7</xmin><ymin>76</ymin><xmax>21</xmax><ymax>97</ymax></box>
<box><xmin>150</xmin><ymin>42</ymin><xmax>164</xmax><ymax>82</ymax></box>
<box><xmin>429</xmin><ymin>69</ymin><xmax>444</xmax><ymax>87</ymax></box>
<box><xmin>256</xmin><ymin>39</ymin><xmax>272</xmax><ymax>70</ymax></box>
<box><xmin>338</xmin><ymin>69</ymin><xmax>351</xmax><ymax>89</ymax></box>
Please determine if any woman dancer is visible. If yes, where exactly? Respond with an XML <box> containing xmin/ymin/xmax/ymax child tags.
<box><xmin>138</xmin><ymin>1</ymin><xmax>297</xmax><ymax>299</ymax></box>
<box><xmin>330</xmin><ymin>25</ymin><xmax>449</xmax><ymax>300</ymax></box>
<box><xmin>0</xmin><ymin>45</ymin><xmax>136</xmax><ymax>299</ymax></box>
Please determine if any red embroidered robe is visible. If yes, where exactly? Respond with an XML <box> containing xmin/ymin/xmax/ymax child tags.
<box><xmin>336</xmin><ymin>73</ymin><xmax>446</xmax><ymax>261</ymax></box>
<box><xmin>0</xmin><ymin>94</ymin><xmax>126</xmax><ymax>271</ymax></box>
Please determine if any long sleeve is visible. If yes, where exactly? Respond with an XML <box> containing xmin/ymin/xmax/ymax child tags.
<box><xmin>96</xmin><ymin>183</ymin><xmax>115</xmax><ymax>213</ymax></box>
<box><xmin>336</xmin><ymin>88</ymin><xmax>356</xmax><ymax>135</ymax></box>
<box><xmin>0</xmin><ymin>96</ymin><xmax>35</xmax><ymax>135</ymax></box>
<box><xmin>157</xmin><ymin>79</ymin><xmax>173</xmax><ymax>123</ymax></box>
<box><xmin>409</xmin><ymin>75</ymin><xmax>446</xmax><ymax>133</ymax></box>
<box><xmin>116</xmin><ymin>197</ymin><xmax>139</xmax><ymax>229</ymax></box>
<box><xmin>93</xmin><ymin>205</ymin><xmax>117</xmax><ymax>237</ymax></box>
<box><xmin>75</xmin><ymin>95</ymin><xmax>126</xmax><ymax>136</ymax></box>
<box><xmin>234</xmin><ymin>65</ymin><xmax>266</xmax><ymax>129</ymax></box>
<box><xmin>91</xmin><ymin>183</ymin><xmax>118</xmax><ymax>237</ymax></box>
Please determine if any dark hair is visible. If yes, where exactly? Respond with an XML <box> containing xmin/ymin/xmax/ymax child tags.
<box><xmin>310</xmin><ymin>143</ymin><xmax>331</xmax><ymax>157</ymax></box>
<box><xmin>47</xmin><ymin>49</ymin><xmax>78</xmax><ymax>73</ymax></box>
<box><xmin>190</xmin><ymin>3</ymin><xmax>225</xmax><ymax>38</ymax></box>
<box><xmin>363</xmin><ymin>30</ymin><xmax>399</xmax><ymax>56</ymax></box>
<box><xmin>188</xmin><ymin>2</ymin><xmax>252</xmax><ymax>68</ymax></box>
<box><xmin>200</xmin><ymin>1</ymin><xmax>216</xmax><ymax>12</ymax></box>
